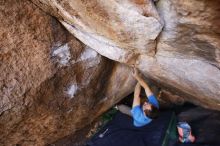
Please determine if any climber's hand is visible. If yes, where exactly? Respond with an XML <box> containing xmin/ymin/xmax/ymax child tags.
<box><xmin>132</xmin><ymin>67</ymin><xmax>139</xmax><ymax>78</ymax></box>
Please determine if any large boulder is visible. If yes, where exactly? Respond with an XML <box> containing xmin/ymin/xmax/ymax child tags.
<box><xmin>31</xmin><ymin>0</ymin><xmax>220</xmax><ymax>110</ymax></box>
<box><xmin>31</xmin><ymin>0</ymin><xmax>164</xmax><ymax>63</ymax></box>
<box><xmin>150</xmin><ymin>0</ymin><xmax>220</xmax><ymax>109</ymax></box>
<box><xmin>0</xmin><ymin>0</ymin><xmax>135</xmax><ymax>145</ymax></box>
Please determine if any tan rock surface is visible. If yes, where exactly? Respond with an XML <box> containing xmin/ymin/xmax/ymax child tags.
<box><xmin>32</xmin><ymin>0</ymin><xmax>220</xmax><ymax>110</ymax></box>
<box><xmin>152</xmin><ymin>0</ymin><xmax>220</xmax><ymax>109</ymax></box>
<box><xmin>0</xmin><ymin>0</ymin><xmax>135</xmax><ymax>145</ymax></box>
<box><xmin>31</xmin><ymin>0</ymin><xmax>163</xmax><ymax>62</ymax></box>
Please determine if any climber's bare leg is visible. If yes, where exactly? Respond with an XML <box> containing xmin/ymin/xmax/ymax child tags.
<box><xmin>117</xmin><ymin>104</ymin><xmax>132</xmax><ymax>117</ymax></box>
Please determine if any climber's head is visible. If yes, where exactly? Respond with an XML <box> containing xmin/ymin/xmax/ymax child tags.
<box><xmin>142</xmin><ymin>101</ymin><xmax>159</xmax><ymax>119</ymax></box>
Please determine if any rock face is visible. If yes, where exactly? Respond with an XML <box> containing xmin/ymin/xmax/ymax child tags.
<box><xmin>146</xmin><ymin>0</ymin><xmax>220</xmax><ymax>109</ymax></box>
<box><xmin>31</xmin><ymin>0</ymin><xmax>164</xmax><ymax>63</ymax></box>
<box><xmin>31</xmin><ymin>0</ymin><xmax>220</xmax><ymax>109</ymax></box>
<box><xmin>0</xmin><ymin>0</ymin><xmax>135</xmax><ymax>145</ymax></box>
<box><xmin>0</xmin><ymin>0</ymin><xmax>220</xmax><ymax>145</ymax></box>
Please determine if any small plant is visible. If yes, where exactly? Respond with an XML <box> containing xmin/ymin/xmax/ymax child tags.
<box><xmin>87</xmin><ymin>107</ymin><xmax>118</xmax><ymax>138</ymax></box>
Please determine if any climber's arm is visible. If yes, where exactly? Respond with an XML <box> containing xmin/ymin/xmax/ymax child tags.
<box><xmin>132</xmin><ymin>83</ymin><xmax>141</xmax><ymax>108</ymax></box>
<box><xmin>132</xmin><ymin>68</ymin><xmax>153</xmax><ymax>97</ymax></box>
<box><xmin>132</xmin><ymin>68</ymin><xmax>159</xmax><ymax>108</ymax></box>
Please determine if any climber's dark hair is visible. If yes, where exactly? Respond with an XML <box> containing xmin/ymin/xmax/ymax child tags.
<box><xmin>143</xmin><ymin>104</ymin><xmax>159</xmax><ymax>119</ymax></box>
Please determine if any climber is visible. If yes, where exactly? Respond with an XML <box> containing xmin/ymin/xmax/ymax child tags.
<box><xmin>117</xmin><ymin>67</ymin><xmax>159</xmax><ymax>127</ymax></box>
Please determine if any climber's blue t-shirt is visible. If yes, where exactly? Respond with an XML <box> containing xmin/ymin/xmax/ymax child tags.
<box><xmin>130</xmin><ymin>94</ymin><xmax>159</xmax><ymax>127</ymax></box>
